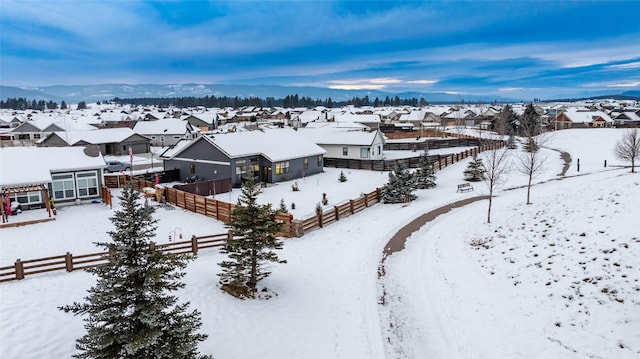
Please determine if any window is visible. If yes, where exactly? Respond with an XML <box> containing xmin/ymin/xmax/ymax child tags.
<box><xmin>317</xmin><ymin>155</ymin><xmax>323</xmax><ymax>166</ymax></box>
<box><xmin>52</xmin><ymin>173</ymin><xmax>75</xmax><ymax>200</ymax></box>
<box><xmin>235</xmin><ymin>165</ymin><xmax>247</xmax><ymax>176</ymax></box>
<box><xmin>190</xmin><ymin>163</ymin><xmax>195</xmax><ymax>173</ymax></box>
<box><xmin>360</xmin><ymin>148</ymin><xmax>369</xmax><ymax>159</ymax></box>
<box><xmin>275</xmin><ymin>161</ymin><xmax>290</xmax><ymax>175</ymax></box>
<box><xmin>18</xmin><ymin>134</ymin><xmax>30</xmax><ymax>140</ymax></box>
<box><xmin>76</xmin><ymin>171</ymin><xmax>98</xmax><ymax>197</ymax></box>
<box><xmin>11</xmin><ymin>191</ymin><xmax>42</xmax><ymax>205</ymax></box>
<box><xmin>33</xmin><ymin>133</ymin><xmax>41</xmax><ymax>140</ymax></box>
<box><xmin>378</xmin><ymin>146</ymin><xmax>381</xmax><ymax>155</ymax></box>
<box><xmin>342</xmin><ymin>147</ymin><xmax>348</xmax><ymax>156</ymax></box>
<box><xmin>304</xmin><ymin>157</ymin><xmax>309</xmax><ymax>169</ymax></box>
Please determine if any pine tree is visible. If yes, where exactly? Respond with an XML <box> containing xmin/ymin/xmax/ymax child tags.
<box><xmin>278</xmin><ymin>198</ymin><xmax>288</xmax><ymax>213</ymax></box>
<box><xmin>464</xmin><ymin>154</ymin><xmax>486</xmax><ymax>181</ymax></box>
<box><xmin>382</xmin><ymin>162</ymin><xmax>417</xmax><ymax>204</ymax></box>
<box><xmin>414</xmin><ymin>150</ymin><xmax>437</xmax><ymax>189</ymax></box>
<box><xmin>60</xmin><ymin>186</ymin><xmax>210</xmax><ymax>359</ymax></box>
<box><xmin>338</xmin><ymin>171</ymin><xmax>347</xmax><ymax>182</ymax></box>
<box><xmin>218</xmin><ymin>174</ymin><xmax>285</xmax><ymax>299</ymax></box>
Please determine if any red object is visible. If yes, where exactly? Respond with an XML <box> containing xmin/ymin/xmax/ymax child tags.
<box><xmin>155</xmin><ymin>173</ymin><xmax>159</xmax><ymax>185</ymax></box>
<box><xmin>5</xmin><ymin>195</ymin><xmax>11</xmax><ymax>215</ymax></box>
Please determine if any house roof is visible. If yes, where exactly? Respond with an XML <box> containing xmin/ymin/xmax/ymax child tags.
<box><xmin>559</xmin><ymin>109</ymin><xmax>613</xmax><ymax>123</ymax></box>
<box><xmin>41</xmin><ymin>128</ymin><xmax>147</xmax><ymax>145</ymax></box>
<box><xmin>133</xmin><ymin>118</ymin><xmax>193</xmax><ymax>134</ymax></box>
<box><xmin>298</xmin><ymin>127</ymin><xmax>383</xmax><ymax>146</ymax></box>
<box><xmin>165</xmin><ymin>128</ymin><xmax>325</xmax><ymax>163</ymax></box>
<box><xmin>0</xmin><ymin>147</ymin><xmax>106</xmax><ymax>186</ymax></box>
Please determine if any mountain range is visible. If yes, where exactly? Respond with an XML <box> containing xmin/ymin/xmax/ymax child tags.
<box><xmin>0</xmin><ymin>84</ymin><xmax>638</xmax><ymax>105</ymax></box>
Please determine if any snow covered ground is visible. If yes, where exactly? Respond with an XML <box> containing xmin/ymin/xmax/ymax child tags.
<box><xmin>1</xmin><ymin>128</ymin><xmax>638</xmax><ymax>358</ymax></box>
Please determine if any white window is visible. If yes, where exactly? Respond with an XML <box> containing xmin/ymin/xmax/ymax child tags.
<box><xmin>360</xmin><ymin>148</ymin><xmax>369</xmax><ymax>159</ymax></box>
<box><xmin>11</xmin><ymin>191</ymin><xmax>42</xmax><ymax>205</ymax></box>
<box><xmin>52</xmin><ymin>173</ymin><xmax>75</xmax><ymax>200</ymax></box>
<box><xmin>342</xmin><ymin>147</ymin><xmax>348</xmax><ymax>156</ymax></box>
<box><xmin>76</xmin><ymin>171</ymin><xmax>99</xmax><ymax>198</ymax></box>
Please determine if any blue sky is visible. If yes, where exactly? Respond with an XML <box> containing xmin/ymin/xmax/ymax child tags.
<box><xmin>1</xmin><ymin>0</ymin><xmax>639</xmax><ymax>100</ymax></box>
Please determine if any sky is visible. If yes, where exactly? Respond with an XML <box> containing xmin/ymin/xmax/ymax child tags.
<box><xmin>1</xmin><ymin>1</ymin><xmax>640</xmax><ymax>100</ymax></box>
<box><xmin>1</xmin><ymin>128</ymin><xmax>638</xmax><ymax>358</ymax></box>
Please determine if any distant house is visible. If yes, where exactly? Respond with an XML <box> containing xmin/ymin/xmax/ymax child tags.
<box><xmin>183</xmin><ymin>112</ymin><xmax>218</xmax><ymax>131</ymax></box>
<box><xmin>298</xmin><ymin>127</ymin><xmax>386</xmax><ymax>161</ymax></box>
<box><xmin>160</xmin><ymin>128</ymin><xmax>326</xmax><ymax>187</ymax></box>
<box><xmin>0</xmin><ymin>147</ymin><xmax>107</xmax><ymax>208</ymax></box>
<box><xmin>38</xmin><ymin>128</ymin><xmax>150</xmax><ymax>155</ymax></box>
<box><xmin>552</xmin><ymin>109</ymin><xmax>614</xmax><ymax>129</ymax></box>
<box><xmin>611</xmin><ymin>110</ymin><xmax>640</xmax><ymax>127</ymax></box>
<box><xmin>133</xmin><ymin>118</ymin><xmax>198</xmax><ymax>147</ymax></box>
<box><xmin>333</xmin><ymin>113</ymin><xmax>381</xmax><ymax>129</ymax></box>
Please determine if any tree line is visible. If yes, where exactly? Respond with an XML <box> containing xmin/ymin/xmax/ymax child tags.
<box><xmin>0</xmin><ymin>98</ymin><xmax>87</xmax><ymax>110</ymax></box>
<box><xmin>2</xmin><ymin>94</ymin><xmax>431</xmax><ymax>110</ymax></box>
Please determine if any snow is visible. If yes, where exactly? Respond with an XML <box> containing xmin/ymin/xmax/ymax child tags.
<box><xmin>1</xmin><ymin>128</ymin><xmax>639</xmax><ymax>358</ymax></box>
<box><xmin>0</xmin><ymin>147</ymin><xmax>106</xmax><ymax>186</ymax></box>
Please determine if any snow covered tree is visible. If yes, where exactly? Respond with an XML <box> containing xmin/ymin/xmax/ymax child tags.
<box><xmin>219</xmin><ymin>174</ymin><xmax>286</xmax><ymax>299</ymax></box>
<box><xmin>382</xmin><ymin>161</ymin><xmax>417</xmax><ymax>204</ymax></box>
<box><xmin>338</xmin><ymin>171</ymin><xmax>347</xmax><ymax>182</ymax></box>
<box><xmin>277</xmin><ymin>198</ymin><xmax>288</xmax><ymax>213</ymax></box>
<box><xmin>414</xmin><ymin>150</ymin><xmax>437</xmax><ymax>189</ymax></box>
<box><xmin>60</xmin><ymin>185</ymin><xmax>210</xmax><ymax>359</ymax></box>
<box><xmin>464</xmin><ymin>154</ymin><xmax>486</xmax><ymax>181</ymax></box>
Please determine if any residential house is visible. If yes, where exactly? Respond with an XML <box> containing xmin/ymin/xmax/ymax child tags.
<box><xmin>552</xmin><ymin>109</ymin><xmax>614</xmax><ymax>129</ymax></box>
<box><xmin>160</xmin><ymin>128</ymin><xmax>326</xmax><ymax>187</ymax></box>
<box><xmin>611</xmin><ymin>109</ymin><xmax>640</xmax><ymax>127</ymax></box>
<box><xmin>133</xmin><ymin>118</ymin><xmax>198</xmax><ymax>147</ymax></box>
<box><xmin>0</xmin><ymin>146</ymin><xmax>107</xmax><ymax>208</ymax></box>
<box><xmin>298</xmin><ymin>127</ymin><xmax>386</xmax><ymax>161</ymax></box>
<box><xmin>38</xmin><ymin>127</ymin><xmax>150</xmax><ymax>155</ymax></box>
<box><xmin>183</xmin><ymin>112</ymin><xmax>218</xmax><ymax>131</ymax></box>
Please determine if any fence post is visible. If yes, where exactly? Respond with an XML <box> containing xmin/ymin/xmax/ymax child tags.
<box><xmin>334</xmin><ymin>206</ymin><xmax>340</xmax><ymax>221</ymax></box>
<box><xmin>364</xmin><ymin>193</ymin><xmax>369</xmax><ymax>207</ymax></box>
<box><xmin>349</xmin><ymin>199</ymin><xmax>355</xmax><ymax>214</ymax></box>
<box><xmin>376</xmin><ymin>187</ymin><xmax>382</xmax><ymax>202</ymax></box>
<box><xmin>191</xmin><ymin>235</ymin><xmax>199</xmax><ymax>255</ymax></box>
<box><xmin>227</xmin><ymin>231</ymin><xmax>233</xmax><ymax>242</ymax></box>
<box><xmin>15</xmin><ymin>259</ymin><xmax>24</xmax><ymax>280</ymax></box>
<box><xmin>318</xmin><ymin>211</ymin><xmax>323</xmax><ymax>228</ymax></box>
<box><xmin>65</xmin><ymin>252</ymin><xmax>73</xmax><ymax>272</ymax></box>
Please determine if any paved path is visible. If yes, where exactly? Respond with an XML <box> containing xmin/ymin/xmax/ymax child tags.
<box><xmin>381</xmin><ymin>195</ymin><xmax>489</xmax><ymax>260</ymax></box>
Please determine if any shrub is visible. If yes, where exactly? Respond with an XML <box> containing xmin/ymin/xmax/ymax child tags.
<box><xmin>291</xmin><ymin>181</ymin><xmax>300</xmax><ymax>191</ymax></box>
<box><xmin>321</xmin><ymin>193</ymin><xmax>328</xmax><ymax>205</ymax></box>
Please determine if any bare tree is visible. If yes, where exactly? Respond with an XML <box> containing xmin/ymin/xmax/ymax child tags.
<box><xmin>516</xmin><ymin>122</ymin><xmax>550</xmax><ymax>204</ymax></box>
<box><xmin>481</xmin><ymin>143</ymin><xmax>511</xmax><ymax>223</ymax></box>
<box><xmin>614</xmin><ymin>128</ymin><xmax>640</xmax><ymax>173</ymax></box>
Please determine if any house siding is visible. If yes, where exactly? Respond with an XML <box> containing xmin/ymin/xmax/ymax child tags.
<box><xmin>163</xmin><ymin>138</ymin><xmax>232</xmax><ymax>183</ymax></box>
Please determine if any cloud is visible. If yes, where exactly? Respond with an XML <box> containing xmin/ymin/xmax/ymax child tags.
<box><xmin>606</xmin><ymin>82</ymin><xmax>640</xmax><ymax>88</ymax></box>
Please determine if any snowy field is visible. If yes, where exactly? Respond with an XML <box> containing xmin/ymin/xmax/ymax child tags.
<box><xmin>1</xmin><ymin>128</ymin><xmax>639</xmax><ymax>358</ymax></box>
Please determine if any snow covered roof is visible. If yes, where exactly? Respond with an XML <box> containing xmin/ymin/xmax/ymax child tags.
<box><xmin>168</xmin><ymin>128</ymin><xmax>325</xmax><ymax>162</ymax></box>
<box><xmin>133</xmin><ymin>118</ymin><xmax>192</xmax><ymax>134</ymax></box>
<box><xmin>298</xmin><ymin>127</ymin><xmax>382</xmax><ymax>146</ymax></box>
<box><xmin>43</xmin><ymin>127</ymin><xmax>146</xmax><ymax>145</ymax></box>
<box><xmin>0</xmin><ymin>147</ymin><xmax>106</xmax><ymax>186</ymax></box>
<box><xmin>559</xmin><ymin>109</ymin><xmax>613</xmax><ymax>123</ymax></box>
<box><xmin>333</xmin><ymin>113</ymin><xmax>381</xmax><ymax>123</ymax></box>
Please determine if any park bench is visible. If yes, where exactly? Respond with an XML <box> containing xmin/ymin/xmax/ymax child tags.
<box><xmin>457</xmin><ymin>183</ymin><xmax>474</xmax><ymax>193</ymax></box>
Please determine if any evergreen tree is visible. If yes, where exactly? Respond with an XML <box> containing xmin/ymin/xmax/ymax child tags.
<box><xmin>414</xmin><ymin>150</ymin><xmax>437</xmax><ymax>189</ymax></box>
<box><xmin>464</xmin><ymin>154</ymin><xmax>486</xmax><ymax>181</ymax></box>
<box><xmin>338</xmin><ymin>171</ymin><xmax>347</xmax><ymax>182</ymax></box>
<box><xmin>60</xmin><ymin>186</ymin><xmax>209</xmax><ymax>359</ymax></box>
<box><xmin>61</xmin><ymin>101</ymin><xmax>68</xmax><ymax>110</ymax></box>
<box><xmin>278</xmin><ymin>198</ymin><xmax>288</xmax><ymax>213</ymax></box>
<box><xmin>218</xmin><ymin>174</ymin><xmax>286</xmax><ymax>298</ymax></box>
<box><xmin>519</xmin><ymin>103</ymin><xmax>540</xmax><ymax>136</ymax></box>
<box><xmin>77</xmin><ymin>101</ymin><xmax>87</xmax><ymax>110</ymax></box>
<box><xmin>382</xmin><ymin>162</ymin><xmax>417</xmax><ymax>204</ymax></box>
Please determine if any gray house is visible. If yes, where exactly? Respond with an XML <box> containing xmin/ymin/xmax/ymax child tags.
<box><xmin>38</xmin><ymin>128</ymin><xmax>150</xmax><ymax>155</ymax></box>
<box><xmin>161</xmin><ymin>128</ymin><xmax>326</xmax><ymax>187</ymax></box>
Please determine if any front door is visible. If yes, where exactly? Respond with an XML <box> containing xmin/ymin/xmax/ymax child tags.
<box><xmin>262</xmin><ymin>166</ymin><xmax>269</xmax><ymax>184</ymax></box>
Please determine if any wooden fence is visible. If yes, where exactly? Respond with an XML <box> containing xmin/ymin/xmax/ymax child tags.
<box><xmin>1</xmin><ymin>137</ymin><xmax>503</xmax><ymax>283</ymax></box>
<box><xmin>0</xmin><ymin>233</ymin><xmax>230</xmax><ymax>283</ymax></box>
